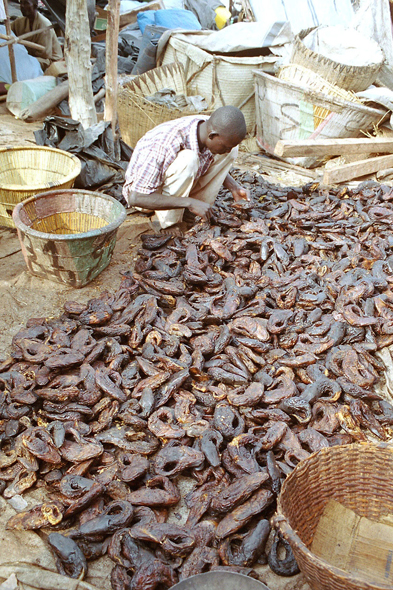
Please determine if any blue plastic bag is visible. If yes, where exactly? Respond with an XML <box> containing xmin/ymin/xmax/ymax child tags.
<box><xmin>154</xmin><ymin>9</ymin><xmax>202</xmax><ymax>30</ymax></box>
<box><xmin>137</xmin><ymin>10</ymin><xmax>156</xmax><ymax>34</ymax></box>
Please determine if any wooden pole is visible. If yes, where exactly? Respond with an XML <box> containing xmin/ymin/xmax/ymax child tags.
<box><xmin>65</xmin><ymin>0</ymin><xmax>97</xmax><ymax>129</ymax></box>
<box><xmin>0</xmin><ymin>25</ymin><xmax>53</xmax><ymax>48</ymax></box>
<box><xmin>3</xmin><ymin>0</ymin><xmax>17</xmax><ymax>84</ymax></box>
<box><xmin>0</xmin><ymin>33</ymin><xmax>45</xmax><ymax>51</ymax></box>
<box><xmin>104</xmin><ymin>0</ymin><xmax>121</xmax><ymax>161</ymax></box>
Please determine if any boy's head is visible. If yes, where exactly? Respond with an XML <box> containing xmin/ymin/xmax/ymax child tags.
<box><xmin>205</xmin><ymin>106</ymin><xmax>247</xmax><ymax>155</ymax></box>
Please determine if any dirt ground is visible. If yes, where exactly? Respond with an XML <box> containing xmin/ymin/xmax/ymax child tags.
<box><xmin>0</xmin><ymin>104</ymin><xmax>311</xmax><ymax>590</ymax></box>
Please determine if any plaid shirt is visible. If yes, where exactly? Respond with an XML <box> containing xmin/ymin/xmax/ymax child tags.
<box><xmin>123</xmin><ymin>115</ymin><xmax>214</xmax><ymax>198</ymax></box>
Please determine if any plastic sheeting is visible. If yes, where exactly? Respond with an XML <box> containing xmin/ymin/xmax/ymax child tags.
<box><xmin>157</xmin><ymin>22</ymin><xmax>293</xmax><ymax>55</ymax></box>
<box><xmin>248</xmin><ymin>0</ymin><xmax>354</xmax><ymax>36</ymax></box>
<box><xmin>351</xmin><ymin>0</ymin><xmax>393</xmax><ymax>91</ymax></box>
<box><xmin>184</xmin><ymin>0</ymin><xmax>222</xmax><ymax>30</ymax></box>
<box><xmin>34</xmin><ymin>116</ymin><xmax>132</xmax><ymax>204</ymax></box>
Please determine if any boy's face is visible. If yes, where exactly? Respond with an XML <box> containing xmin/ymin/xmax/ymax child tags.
<box><xmin>205</xmin><ymin>132</ymin><xmax>240</xmax><ymax>155</ymax></box>
<box><xmin>20</xmin><ymin>0</ymin><xmax>36</xmax><ymax>20</ymax></box>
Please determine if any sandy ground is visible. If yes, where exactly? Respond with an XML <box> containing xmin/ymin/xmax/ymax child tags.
<box><xmin>0</xmin><ymin>104</ymin><xmax>312</xmax><ymax>590</ymax></box>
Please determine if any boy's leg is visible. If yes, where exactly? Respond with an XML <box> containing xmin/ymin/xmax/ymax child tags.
<box><xmin>189</xmin><ymin>146</ymin><xmax>238</xmax><ymax>204</ymax></box>
<box><xmin>154</xmin><ymin>149</ymin><xmax>199</xmax><ymax>229</ymax></box>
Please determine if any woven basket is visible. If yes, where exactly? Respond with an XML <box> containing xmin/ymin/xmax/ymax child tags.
<box><xmin>290</xmin><ymin>31</ymin><xmax>384</xmax><ymax>93</ymax></box>
<box><xmin>278</xmin><ymin>64</ymin><xmax>363</xmax><ymax>131</ymax></box>
<box><xmin>160</xmin><ymin>34</ymin><xmax>278</xmax><ymax>134</ymax></box>
<box><xmin>254</xmin><ymin>71</ymin><xmax>386</xmax><ymax>168</ymax></box>
<box><xmin>12</xmin><ymin>189</ymin><xmax>126</xmax><ymax>288</ymax></box>
<box><xmin>275</xmin><ymin>443</ymin><xmax>393</xmax><ymax>590</ymax></box>
<box><xmin>0</xmin><ymin>146</ymin><xmax>81</xmax><ymax>229</ymax></box>
<box><xmin>118</xmin><ymin>62</ymin><xmax>213</xmax><ymax>149</ymax></box>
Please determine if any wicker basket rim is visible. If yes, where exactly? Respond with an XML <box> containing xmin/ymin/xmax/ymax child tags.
<box><xmin>118</xmin><ymin>86</ymin><xmax>215</xmax><ymax>111</ymax></box>
<box><xmin>276</xmin><ymin>517</ymin><xmax>393</xmax><ymax>590</ymax></box>
<box><xmin>12</xmin><ymin>189</ymin><xmax>126</xmax><ymax>241</ymax></box>
<box><xmin>0</xmin><ymin>146</ymin><xmax>81</xmax><ymax>192</ymax></box>
<box><xmin>253</xmin><ymin>70</ymin><xmax>386</xmax><ymax>115</ymax></box>
<box><xmin>276</xmin><ymin>443</ymin><xmax>393</xmax><ymax>590</ymax></box>
<box><xmin>278</xmin><ymin>64</ymin><xmax>363</xmax><ymax>103</ymax></box>
<box><xmin>293</xmin><ymin>34</ymin><xmax>385</xmax><ymax>73</ymax></box>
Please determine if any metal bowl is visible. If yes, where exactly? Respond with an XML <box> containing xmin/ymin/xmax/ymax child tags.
<box><xmin>171</xmin><ymin>572</ymin><xmax>271</xmax><ymax>590</ymax></box>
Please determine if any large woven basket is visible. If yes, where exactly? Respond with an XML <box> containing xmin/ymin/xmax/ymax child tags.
<box><xmin>0</xmin><ymin>146</ymin><xmax>81</xmax><ymax>229</ymax></box>
<box><xmin>118</xmin><ymin>62</ymin><xmax>213</xmax><ymax>149</ymax></box>
<box><xmin>278</xmin><ymin>64</ymin><xmax>363</xmax><ymax>132</ymax></box>
<box><xmin>290</xmin><ymin>31</ymin><xmax>384</xmax><ymax>93</ymax></box>
<box><xmin>160</xmin><ymin>34</ymin><xmax>278</xmax><ymax>134</ymax></box>
<box><xmin>275</xmin><ymin>443</ymin><xmax>393</xmax><ymax>590</ymax></box>
<box><xmin>254</xmin><ymin>71</ymin><xmax>386</xmax><ymax>168</ymax></box>
<box><xmin>12</xmin><ymin>189</ymin><xmax>126</xmax><ymax>288</ymax></box>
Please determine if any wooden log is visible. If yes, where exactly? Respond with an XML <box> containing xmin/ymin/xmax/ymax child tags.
<box><xmin>19</xmin><ymin>80</ymin><xmax>69</xmax><ymax>121</ymax></box>
<box><xmin>65</xmin><ymin>0</ymin><xmax>96</xmax><ymax>129</ymax></box>
<box><xmin>275</xmin><ymin>138</ymin><xmax>393</xmax><ymax>158</ymax></box>
<box><xmin>323</xmin><ymin>154</ymin><xmax>393</xmax><ymax>185</ymax></box>
<box><xmin>3</xmin><ymin>0</ymin><xmax>17</xmax><ymax>84</ymax></box>
<box><xmin>104</xmin><ymin>0</ymin><xmax>120</xmax><ymax>160</ymax></box>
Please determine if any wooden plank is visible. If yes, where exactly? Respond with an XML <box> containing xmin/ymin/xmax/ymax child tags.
<box><xmin>275</xmin><ymin>138</ymin><xmax>393</xmax><ymax>158</ymax></box>
<box><xmin>323</xmin><ymin>154</ymin><xmax>393</xmax><ymax>185</ymax></box>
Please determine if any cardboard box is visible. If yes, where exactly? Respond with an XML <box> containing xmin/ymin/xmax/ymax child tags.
<box><xmin>94</xmin><ymin>6</ymin><xmax>108</xmax><ymax>31</ymax></box>
<box><xmin>44</xmin><ymin>59</ymin><xmax>67</xmax><ymax>77</ymax></box>
<box><xmin>312</xmin><ymin>500</ymin><xmax>393</xmax><ymax>586</ymax></box>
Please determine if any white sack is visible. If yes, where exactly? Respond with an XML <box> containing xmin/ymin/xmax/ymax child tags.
<box><xmin>158</xmin><ymin>21</ymin><xmax>293</xmax><ymax>54</ymax></box>
<box><xmin>303</xmin><ymin>26</ymin><xmax>384</xmax><ymax>67</ymax></box>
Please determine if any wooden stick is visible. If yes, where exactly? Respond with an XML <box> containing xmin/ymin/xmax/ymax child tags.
<box><xmin>0</xmin><ymin>25</ymin><xmax>53</xmax><ymax>48</ymax></box>
<box><xmin>275</xmin><ymin>137</ymin><xmax>393</xmax><ymax>158</ymax></box>
<box><xmin>323</xmin><ymin>154</ymin><xmax>393</xmax><ymax>185</ymax></box>
<box><xmin>104</xmin><ymin>0</ymin><xmax>121</xmax><ymax>160</ymax></box>
<box><xmin>0</xmin><ymin>34</ymin><xmax>45</xmax><ymax>51</ymax></box>
<box><xmin>94</xmin><ymin>87</ymin><xmax>105</xmax><ymax>104</ymax></box>
<box><xmin>3</xmin><ymin>0</ymin><xmax>17</xmax><ymax>84</ymax></box>
<box><xmin>237</xmin><ymin>153</ymin><xmax>318</xmax><ymax>179</ymax></box>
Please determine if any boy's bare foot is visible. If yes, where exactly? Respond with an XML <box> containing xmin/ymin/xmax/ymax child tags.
<box><xmin>148</xmin><ymin>219</ymin><xmax>191</xmax><ymax>237</ymax></box>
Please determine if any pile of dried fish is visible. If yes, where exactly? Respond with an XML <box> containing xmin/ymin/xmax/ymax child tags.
<box><xmin>1</xmin><ymin>174</ymin><xmax>393</xmax><ymax>588</ymax></box>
